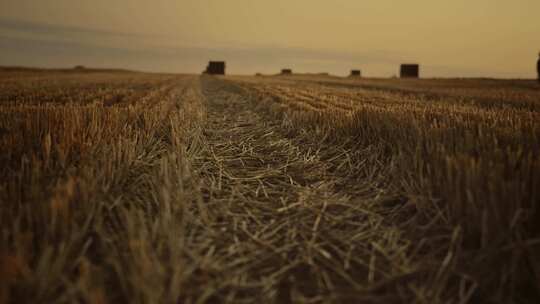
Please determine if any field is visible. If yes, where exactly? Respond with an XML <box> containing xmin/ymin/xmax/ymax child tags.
<box><xmin>0</xmin><ymin>69</ymin><xmax>539</xmax><ymax>303</ymax></box>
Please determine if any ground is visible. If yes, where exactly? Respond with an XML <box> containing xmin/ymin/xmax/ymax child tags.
<box><xmin>0</xmin><ymin>70</ymin><xmax>539</xmax><ymax>303</ymax></box>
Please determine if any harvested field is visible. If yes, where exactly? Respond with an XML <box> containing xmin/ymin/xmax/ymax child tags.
<box><xmin>1</xmin><ymin>70</ymin><xmax>539</xmax><ymax>303</ymax></box>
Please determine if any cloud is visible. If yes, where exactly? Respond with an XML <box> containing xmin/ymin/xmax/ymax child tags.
<box><xmin>2</xmin><ymin>18</ymin><xmax>509</xmax><ymax>77</ymax></box>
<box><xmin>4</xmin><ymin>17</ymin><xmax>175</xmax><ymax>54</ymax></box>
<box><xmin>0</xmin><ymin>27</ymin><xmax>409</xmax><ymax>75</ymax></box>
<box><xmin>0</xmin><ymin>17</ymin><xmax>145</xmax><ymax>39</ymax></box>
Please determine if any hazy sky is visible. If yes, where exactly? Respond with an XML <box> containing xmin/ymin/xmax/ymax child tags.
<box><xmin>1</xmin><ymin>0</ymin><xmax>539</xmax><ymax>77</ymax></box>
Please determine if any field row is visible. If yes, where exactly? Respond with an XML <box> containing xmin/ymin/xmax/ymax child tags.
<box><xmin>234</xmin><ymin>75</ymin><xmax>540</xmax><ymax>111</ymax></box>
<box><xmin>1</xmin><ymin>71</ymin><xmax>539</xmax><ymax>303</ymax></box>
<box><xmin>227</xmin><ymin>75</ymin><xmax>540</xmax><ymax>301</ymax></box>
<box><xmin>0</xmin><ymin>74</ymin><xmax>209</xmax><ymax>303</ymax></box>
<box><xmin>0</xmin><ymin>72</ymin><xmax>179</xmax><ymax>106</ymax></box>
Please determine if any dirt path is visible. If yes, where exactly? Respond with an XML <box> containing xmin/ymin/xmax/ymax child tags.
<box><xmin>189</xmin><ymin>77</ymin><xmax>428</xmax><ymax>303</ymax></box>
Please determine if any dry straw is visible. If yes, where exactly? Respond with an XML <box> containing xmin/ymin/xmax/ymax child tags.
<box><xmin>0</xmin><ymin>71</ymin><xmax>538</xmax><ymax>303</ymax></box>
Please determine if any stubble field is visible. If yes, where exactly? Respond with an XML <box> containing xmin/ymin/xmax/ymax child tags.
<box><xmin>0</xmin><ymin>69</ymin><xmax>539</xmax><ymax>303</ymax></box>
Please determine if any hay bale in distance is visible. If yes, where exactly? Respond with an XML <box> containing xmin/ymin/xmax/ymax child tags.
<box><xmin>205</xmin><ymin>61</ymin><xmax>226</xmax><ymax>75</ymax></box>
<box><xmin>350</xmin><ymin>70</ymin><xmax>361</xmax><ymax>77</ymax></box>
<box><xmin>281</xmin><ymin>69</ymin><xmax>292</xmax><ymax>75</ymax></box>
<box><xmin>400</xmin><ymin>64</ymin><xmax>419</xmax><ymax>78</ymax></box>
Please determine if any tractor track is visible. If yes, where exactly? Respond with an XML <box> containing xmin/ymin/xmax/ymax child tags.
<box><xmin>188</xmin><ymin>76</ymin><xmax>427</xmax><ymax>303</ymax></box>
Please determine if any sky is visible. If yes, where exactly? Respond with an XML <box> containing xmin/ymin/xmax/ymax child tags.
<box><xmin>0</xmin><ymin>0</ymin><xmax>539</xmax><ymax>77</ymax></box>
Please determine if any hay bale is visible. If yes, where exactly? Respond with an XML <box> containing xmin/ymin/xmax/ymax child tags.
<box><xmin>350</xmin><ymin>70</ymin><xmax>361</xmax><ymax>77</ymax></box>
<box><xmin>205</xmin><ymin>61</ymin><xmax>226</xmax><ymax>75</ymax></box>
<box><xmin>281</xmin><ymin>69</ymin><xmax>292</xmax><ymax>75</ymax></box>
<box><xmin>400</xmin><ymin>64</ymin><xmax>419</xmax><ymax>78</ymax></box>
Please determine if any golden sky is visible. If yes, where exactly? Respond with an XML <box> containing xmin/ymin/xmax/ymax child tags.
<box><xmin>1</xmin><ymin>0</ymin><xmax>539</xmax><ymax>77</ymax></box>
